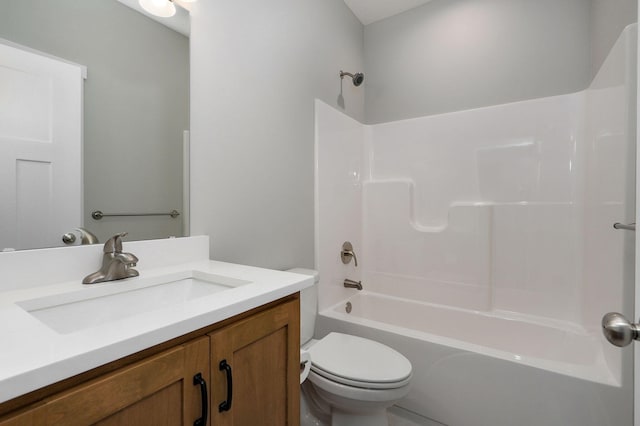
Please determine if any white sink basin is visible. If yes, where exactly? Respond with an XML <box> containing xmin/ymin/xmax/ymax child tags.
<box><xmin>16</xmin><ymin>271</ymin><xmax>251</xmax><ymax>334</ymax></box>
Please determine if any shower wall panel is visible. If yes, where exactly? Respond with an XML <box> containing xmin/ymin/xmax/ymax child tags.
<box><xmin>365</xmin><ymin>92</ymin><xmax>585</xmax><ymax>323</ymax></box>
<box><xmin>315</xmin><ymin>100</ymin><xmax>365</xmax><ymax>311</ymax></box>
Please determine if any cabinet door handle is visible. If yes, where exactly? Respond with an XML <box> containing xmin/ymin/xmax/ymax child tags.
<box><xmin>218</xmin><ymin>359</ymin><xmax>233</xmax><ymax>412</ymax></box>
<box><xmin>193</xmin><ymin>373</ymin><xmax>208</xmax><ymax>426</ymax></box>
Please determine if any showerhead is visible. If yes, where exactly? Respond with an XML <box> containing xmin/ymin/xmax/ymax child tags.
<box><xmin>340</xmin><ymin>70</ymin><xmax>365</xmax><ymax>87</ymax></box>
<box><xmin>352</xmin><ymin>73</ymin><xmax>364</xmax><ymax>86</ymax></box>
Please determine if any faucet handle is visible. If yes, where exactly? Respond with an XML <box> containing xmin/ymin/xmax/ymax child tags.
<box><xmin>103</xmin><ymin>232</ymin><xmax>128</xmax><ymax>253</ymax></box>
<box><xmin>340</xmin><ymin>241</ymin><xmax>358</xmax><ymax>267</ymax></box>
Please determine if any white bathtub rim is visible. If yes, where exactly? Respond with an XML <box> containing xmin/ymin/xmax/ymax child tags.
<box><xmin>321</xmin><ymin>293</ymin><xmax>618</xmax><ymax>387</ymax></box>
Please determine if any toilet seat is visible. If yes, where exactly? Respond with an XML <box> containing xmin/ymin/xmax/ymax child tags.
<box><xmin>308</xmin><ymin>369</ymin><xmax>411</xmax><ymax>404</ymax></box>
<box><xmin>309</xmin><ymin>332</ymin><xmax>412</xmax><ymax>390</ymax></box>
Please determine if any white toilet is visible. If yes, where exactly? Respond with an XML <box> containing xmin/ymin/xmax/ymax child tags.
<box><xmin>289</xmin><ymin>269</ymin><xmax>412</xmax><ymax>426</ymax></box>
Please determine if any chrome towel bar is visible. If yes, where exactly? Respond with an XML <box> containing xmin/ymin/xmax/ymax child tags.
<box><xmin>613</xmin><ymin>222</ymin><xmax>635</xmax><ymax>231</ymax></box>
<box><xmin>91</xmin><ymin>210</ymin><xmax>180</xmax><ymax>220</ymax></box>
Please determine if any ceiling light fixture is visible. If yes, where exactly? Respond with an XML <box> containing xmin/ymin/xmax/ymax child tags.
<box><xmin>139</xmin><ymin>0</ymin><xmax>177</xmax><ymax>18</ymax></box>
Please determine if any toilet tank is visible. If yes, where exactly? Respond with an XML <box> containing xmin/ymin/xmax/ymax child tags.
<box><xmin>286</xmin><ymin>268</ymin><xmax>319</xmax><ymax>345</ymax></box>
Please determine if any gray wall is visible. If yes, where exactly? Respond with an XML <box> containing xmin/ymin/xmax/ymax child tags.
<box><xmin>0</xmin><ymin>0</ymin><xmax>189</xmax><ymax>244</ymax></box>
<box><xmin>591</xmin><ymin>0</ymin><xmax>638</xmax><ymax>80</ymax></box>
<box><xmin>363</xmin><ymin>0</ymin><xmax>630</xmax><ymax>124</ymax></box>
<box><xmin>190</xmin><ymin>0</ymin><xmax>364</xmax><ymax>269</ymax></box>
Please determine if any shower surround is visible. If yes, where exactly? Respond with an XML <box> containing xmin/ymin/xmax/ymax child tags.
<box><xmin>314</xmin><ymin>25</ymin><xmax>636</xmax><ymax>426</ymax></box>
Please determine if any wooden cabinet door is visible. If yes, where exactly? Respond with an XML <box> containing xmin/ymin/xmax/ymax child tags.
<box><xmin>0</xmin><ymin>337</ymin><xmax>210</xmax><ymax>426</ymax></box>
<box><xmin>209</xmin><ymin>298</ymin><xmax>300</xmax><ymax>426</ymax></box>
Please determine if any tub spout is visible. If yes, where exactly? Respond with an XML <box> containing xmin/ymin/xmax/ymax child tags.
<box><xmin>344</xmin><ymin>279</ymin><xmax>362</xmax><ymax>290</ymax></box>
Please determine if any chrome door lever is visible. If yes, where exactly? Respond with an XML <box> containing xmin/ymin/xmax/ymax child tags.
<box><xmin>613</xmin><ymin>222</ymin><xmax>635</xmax><ymax>231</ymax></box>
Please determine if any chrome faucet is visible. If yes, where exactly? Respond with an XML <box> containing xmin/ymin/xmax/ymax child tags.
<box><xmin>76</xmin><ymin>227</ymin><xmax>99</xmax><ymax>245</ymax></box>
<box><xmin>343</xmin><ymin>279</ymin><xmax>363</xmax><ymax>290</ymax></box>
<box><xmin>82</xmin><ymin>232</ymin><xmax>139</xmax><ymax>284</ymax></box>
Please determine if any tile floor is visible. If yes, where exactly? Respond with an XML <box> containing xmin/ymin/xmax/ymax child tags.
<box><xmin>388</xmin><ymin>406</ymin><xmax>446</xmax><ymax>426</ymax></box>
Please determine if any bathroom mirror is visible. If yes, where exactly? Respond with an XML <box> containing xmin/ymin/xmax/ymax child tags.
<box><xmin>0</xmin><ymin>0</ymin><xmax>189</xmax><ymax>251</ymax></box>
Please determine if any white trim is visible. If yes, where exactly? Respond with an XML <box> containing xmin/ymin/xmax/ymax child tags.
<box><xmin>634</xmin><ymin>5</ymin><xmax>640</xmax><ymax>425</ymax></box>
<box><xmin>0</xmin><ymin>37</ymin><xmax>87</xmax><ymax>80</ymax></box>
<box><xmin>182</xmin><ymin>130</ymin><xmax>191</xmax><ymax>237</ymax></box>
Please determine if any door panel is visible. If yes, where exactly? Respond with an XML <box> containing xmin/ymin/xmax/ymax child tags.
<box><xmin>0</xmin><ymin>337</ymin><xmax>210</xmax><ymax>426</ymax></box>
<box><xmin>233</xmin><ymin>328</ymin><xmax>288</xmax><ymax>425</ymax></box>
<box><xmin>0</xmin><ymin>41</ymin><xmax>82</xmax><ymax>250</ymax></box>
<box><xmin>209</xmin><ymin>299</ymin><xmax>300</xmax><ymax>426</ymax></box>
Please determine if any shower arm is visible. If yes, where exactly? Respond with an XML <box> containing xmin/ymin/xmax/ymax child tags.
<box><xmin>339</xmin><ymin>70</ymin><xmax>364</xmax><ymax>86</ymax></box>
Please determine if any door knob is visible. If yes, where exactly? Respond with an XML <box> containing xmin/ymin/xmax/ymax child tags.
<box><xmin>602</xmin><ymin>312</ymin><xmax>639</xmax><ymax>347</ymax></box>
<box><xmin>62</xmin><ymin>232</ymin><xmax>76</xmax><ymax>245</ymax></box>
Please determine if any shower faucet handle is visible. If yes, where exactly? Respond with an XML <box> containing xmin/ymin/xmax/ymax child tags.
<box><xmin>341</xmin><ymin>241</ymin><xmax>358</xmax><ymax>267</ymax></box>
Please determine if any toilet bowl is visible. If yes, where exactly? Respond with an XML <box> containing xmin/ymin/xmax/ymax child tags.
<box><xmin>288</xmin><ymin>269</ymin><xmax>412</xmax><ymax>426</ymax></box>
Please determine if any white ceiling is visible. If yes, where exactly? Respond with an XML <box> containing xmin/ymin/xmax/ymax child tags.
<box><xmin>118</xmin><ymin>0</ymin><xmax>432</xmax><ymax>36</ymax></box>
<box><xmin>116</xmin><ymin>0</ymin><xmax>191</xmax><ymax>36</ymax></box>
<box><xmin>343</xmin><ymin>0</ymin><xmax>432</xmax><ymax>25</ymax></box>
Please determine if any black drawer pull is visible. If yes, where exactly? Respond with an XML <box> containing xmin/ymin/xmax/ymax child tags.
<box><xmin>193</xmin><ymin>373</ymin><xmax>208</xmax><ymax>426</ymax></box>
<box><xmin>219</xmin><ymin>359</ymin><xmax>233</xmax><ymax>412</ymax></box>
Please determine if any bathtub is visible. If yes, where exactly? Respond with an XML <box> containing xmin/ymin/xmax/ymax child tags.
<box><xmin>314</xmin><ymin>292</ymin><xmax>631</xmax><ymax>426</ymax></box>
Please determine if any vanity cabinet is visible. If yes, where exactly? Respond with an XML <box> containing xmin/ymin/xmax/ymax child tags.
<box><xmin>0</xmin><ymin>337</ymin><xmax>209</xmax><ymax>426</ymax></box>
<box><xmin>209</xmin><ymin>295</ymin><xmax>300</xmax><ymax>425</ymax></box>
<box><xmin>0</xmin><ymin>295</ymin><xmax>300</xmax><ymax>426</ymax></box>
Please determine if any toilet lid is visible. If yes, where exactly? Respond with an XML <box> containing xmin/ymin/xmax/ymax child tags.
<box><xmin>309</xmin><ymin>332</ymin><xmax>412</xmax><ymax>389</ymax></box>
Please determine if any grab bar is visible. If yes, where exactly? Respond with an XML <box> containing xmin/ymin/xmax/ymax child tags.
<box><xmin>92</xmin><ymin>210</ymin><xmax>180</xmax><ymax>220</ymax></box>
<box><xmin>613</xmin><ymin>222</ymin><xmax>635</xmax><ymax>231</ymax></box>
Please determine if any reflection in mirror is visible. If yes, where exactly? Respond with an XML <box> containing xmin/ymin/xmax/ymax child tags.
<box><xmin>0</xmin><ymin>0</ymin><xmax>189</xmax><ymax>250</ymax></box>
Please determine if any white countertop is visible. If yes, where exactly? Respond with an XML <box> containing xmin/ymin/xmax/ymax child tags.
<box><xmin>0</xmin><ymin>257</ymin><xmax>313</xmax><ymax>403</ymax></box>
